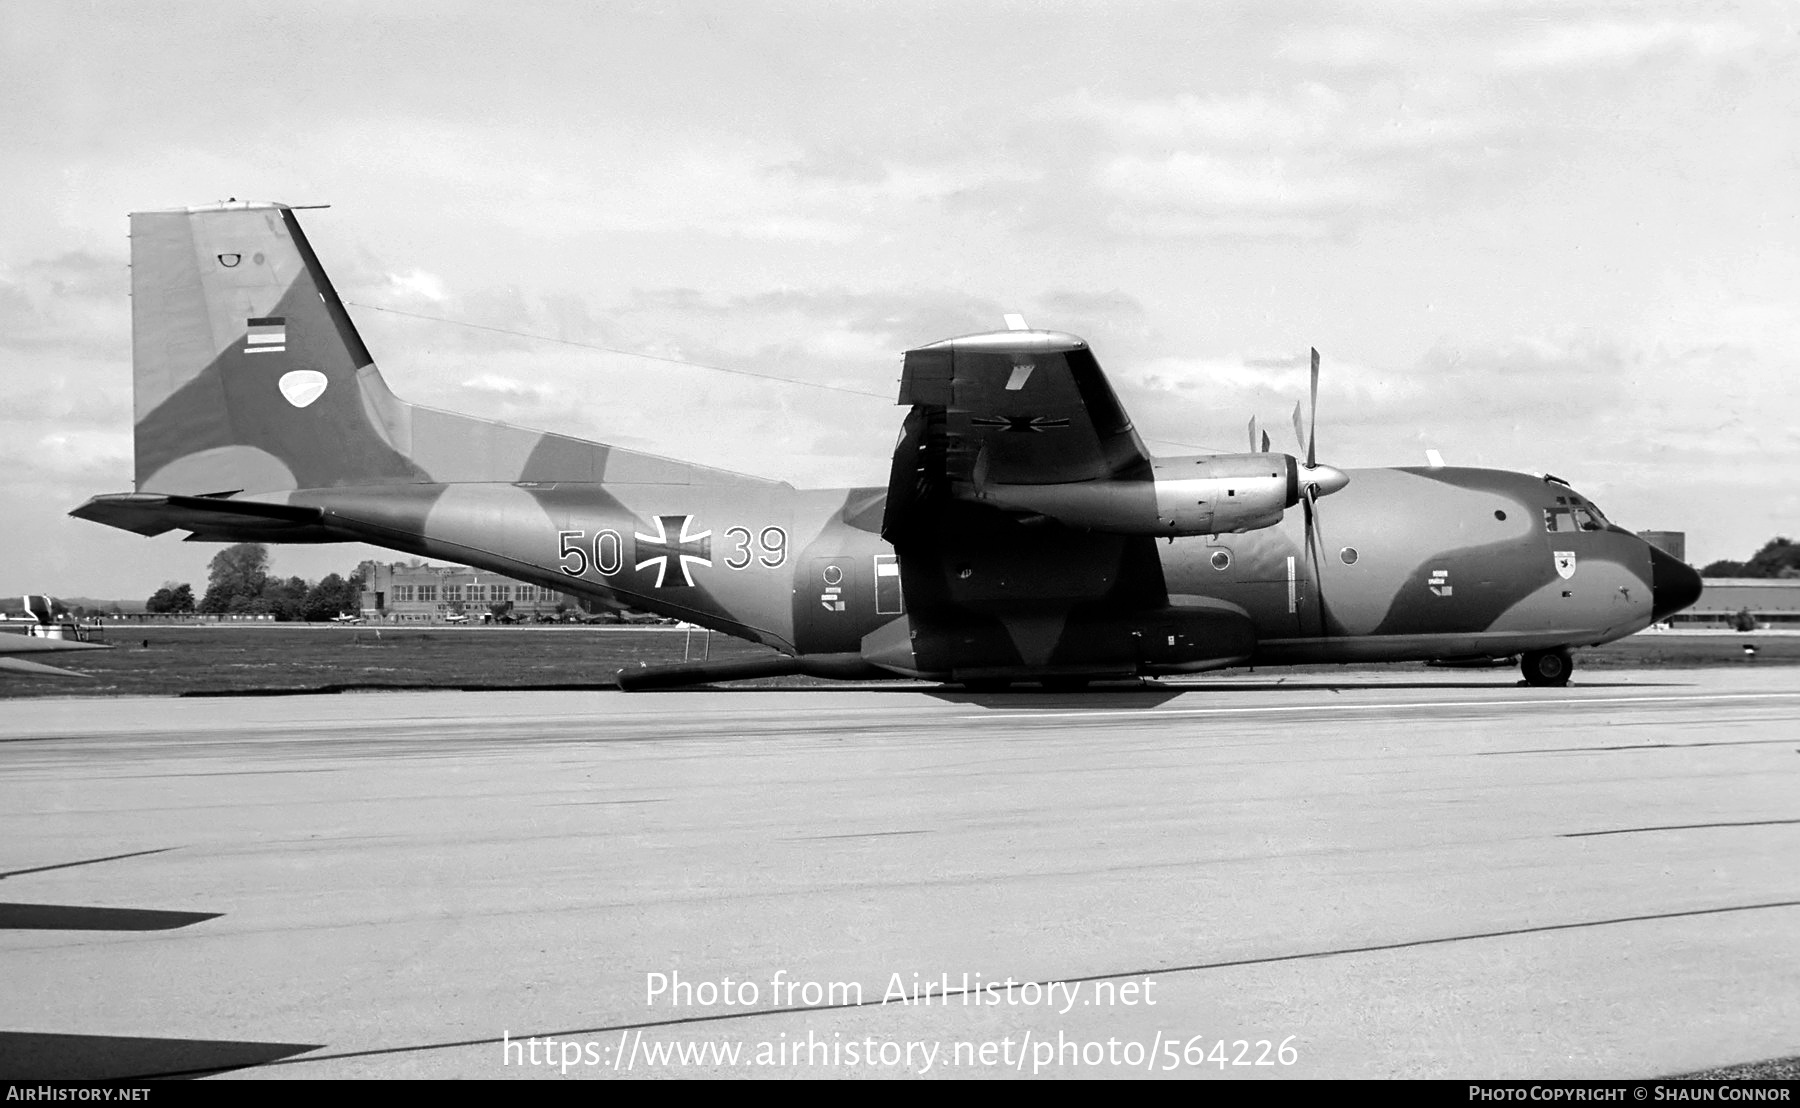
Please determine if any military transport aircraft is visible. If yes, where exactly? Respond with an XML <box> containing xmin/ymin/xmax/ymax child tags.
<box><xmin>0</xmin><ymin>595</ymin><xmax>108</xmax><ymax>677</ymax></box>
<box><xmin>71</xmin><ymin>203</ymin><xmax>1702</xmax><ymax>689</ymax></box>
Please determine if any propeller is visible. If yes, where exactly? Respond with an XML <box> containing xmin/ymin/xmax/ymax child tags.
<box><xmin>1247</xmin><ymin>416</ymin><xmax>1271</xmax><ymax>454</ymax></box>
<box><xmin>1289</xmin><ymin>348</ymin><xmax>1350</xmax><ymax>636</ymax></box>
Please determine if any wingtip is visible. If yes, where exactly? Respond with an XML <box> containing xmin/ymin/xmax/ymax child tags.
<box><xmin>0</xmin><ymin>656</ymin><xmax>98</xmax><ymax>678</ymax></box>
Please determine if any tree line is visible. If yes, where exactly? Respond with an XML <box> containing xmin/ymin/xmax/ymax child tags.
<box><xmin>145</xmin><ymin>543</ymin><xmax>370</xmax><ymax>621</ymax></box>
<box><xmin>1700</xmin><ymin>537</ymin><xmax>1800</xmax><ymax>578</ymax></box>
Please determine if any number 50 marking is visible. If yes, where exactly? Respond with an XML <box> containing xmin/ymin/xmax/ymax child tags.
<box><xmin>558</xmin><ymin>529</ymin><xmax>624</xmax><ymax>577</ymax></box>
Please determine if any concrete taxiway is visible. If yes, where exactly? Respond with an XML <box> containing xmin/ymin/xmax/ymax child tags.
<box><xmin>2</xmin><ymin>668</ymin><xmax>1797</xmax><ymax>1079</ymax></box>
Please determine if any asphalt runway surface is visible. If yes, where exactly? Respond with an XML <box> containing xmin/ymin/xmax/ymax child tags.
<box><xmin>3</xmin><ymin>668</ymin><xmax>1797</xmax><ymax>1080</ymax></box>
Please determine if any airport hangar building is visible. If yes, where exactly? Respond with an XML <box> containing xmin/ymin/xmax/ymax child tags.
<box><xmin>1635</xmin><ymin>532</ymin><xmax>1800</xmax><ymax>629</ymax></box>
<box><xmin>359</xmin><ymin>562</ymin><xmax>585</xmax><ymax>623</ymax></box>
<box><xmin>1673</xmin><ymin>578</ymin><xmax>1800</xmax><ymax>629</ymax></box>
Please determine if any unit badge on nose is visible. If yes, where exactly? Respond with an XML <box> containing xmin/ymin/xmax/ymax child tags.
<box><xmin>1554</xmin><ymin>551</ymin><xmax>1577</xmax><ymax>580</ymax></box>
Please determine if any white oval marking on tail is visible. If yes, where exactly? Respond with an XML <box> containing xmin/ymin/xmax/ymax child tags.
<box><xmin>278</xmin><ymin>370</ymin><xmax>329</xmax><ymax>408</ymax></box>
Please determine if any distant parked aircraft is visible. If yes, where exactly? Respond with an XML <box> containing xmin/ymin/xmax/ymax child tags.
<box><xmin>328</xmin><ymin>611</ymin><xmax>366</xmax><ymax>625</ymax></box>
<box><xmin>0</xmin><ymin>595</ymin><xmax>110</xmax><ymax>677</ymax></box>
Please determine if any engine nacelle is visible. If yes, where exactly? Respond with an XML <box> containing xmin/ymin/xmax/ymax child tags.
<box><xmin>971</xmin><ymin>452</ymin><xmax>1300</xmax><ymax>536</ymax></box>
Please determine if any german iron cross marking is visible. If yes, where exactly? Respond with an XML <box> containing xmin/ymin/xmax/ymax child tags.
<box><xmin>634</xmin><ymin>515</ymin><xmax>713</xmax><ymax>588</ymax></box>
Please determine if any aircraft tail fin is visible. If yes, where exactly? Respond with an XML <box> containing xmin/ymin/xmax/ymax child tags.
<box><xmin>130</xmin><ymin>202</ymin><xmax>431</xmax><ymax>493</ymax></box>
<box><xmin>127</xmin><ymin>203</ymin><xmax>730</xmax><ymax>497</ymax></box>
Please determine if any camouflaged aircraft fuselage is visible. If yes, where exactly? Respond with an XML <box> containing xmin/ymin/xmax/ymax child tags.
<box><xmin>72</xmin><ymin>203</ymin><xmax>1702</xmax><ymax>687</ymax></box>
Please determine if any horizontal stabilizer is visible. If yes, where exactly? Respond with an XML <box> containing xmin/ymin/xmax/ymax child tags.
<box><xmin>70</xmin><ymin>493</ymin><xmax>326</xmax><ymax>539</ymax></box>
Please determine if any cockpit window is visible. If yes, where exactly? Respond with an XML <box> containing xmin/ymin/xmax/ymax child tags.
<box><xmin>1546</xmin><ymin>505</ymin><xmax>1605</xmax><ymax>533</ymax></box>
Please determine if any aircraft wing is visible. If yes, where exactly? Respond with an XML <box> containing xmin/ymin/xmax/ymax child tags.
<box><xmin>0</xmin><ymin>634</ymin><xmax>108</xmax><ymax>678</ymax></box>
<box><xmin>885</xmin><ymin>330</ymin><xmax>1151</xmax><ymax>538</ymax></box>
<box><xmin>0</xmin><ymin>635</ymin><xmax>107</xmax><ymax>655</ymax></box>
<box><xmin>0</xmin><ymin>656</ymin><xmax>96</xmax><ymax>678</ymax></box>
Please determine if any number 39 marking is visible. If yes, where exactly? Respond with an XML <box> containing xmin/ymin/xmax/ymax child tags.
<box><xmin>724</xmin><ymin>526</ymin><xmax>788</xmax><ymax>570</ymax></box>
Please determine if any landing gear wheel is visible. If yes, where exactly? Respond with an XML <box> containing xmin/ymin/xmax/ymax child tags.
<box><xmin>1521</xmin><ymin>649</ymin><xmax>1573</xmax><ymax>687</ymax></box>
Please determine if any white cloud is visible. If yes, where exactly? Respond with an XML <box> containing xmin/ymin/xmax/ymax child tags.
<box><xmin>1055</xmin><ymin>83</ymin><xmax>1508</xmax><ymax>239</ymax></box>
<box><xmin>27</xmin><ymin>429</ymin><xmax>130</xmax><ymax>474</ymax></box>
<box><xmin>576</xmin><ymin>152</ymin><xmax>1032</xmax><ymax>243</ymax></box>
<box><xmin>384</xmin><ymin>268</ymin><xmax>448</xmax><ymax>303</ymax></box>
<box><xmin>0</xmin><ymin>251</ymin><xmax>127</xmax><ymax>356</ymax></box>
<box><xmin>1497</xmin><ymin>20</ymin><xmax>1761</xmax><ymax>70</ymax></box>
<box><xmin>1098</xmin><ymin>152</ymin><xmax>1379</xmax><ymax>217</ymax></box>
<box><xmin>1276</xmin><ymin>26</ymin><xmax>1403</xmax><ymax>69</ymax></box>
<box><xmin>1073</xmin><ymin>84</ymin><xmax>1350</xmax><ymax>148</ymax></box>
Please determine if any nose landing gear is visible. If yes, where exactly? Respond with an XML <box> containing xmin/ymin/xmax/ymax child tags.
<box><xmin>1521</xmin><ymin>648</ymin><xmax>1573</xmax><ymax>687</ymax></box>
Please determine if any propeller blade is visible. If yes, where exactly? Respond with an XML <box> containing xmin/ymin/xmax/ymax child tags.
<box><xmin>1288</xmin><ymin>349</ymin><xmax>1332</xmax><ymax>637</ymax></box>
<box><xmin>1247</xmin><ymin>415</ymin><xmax>1257</xmax><ymax>453</ymax></box>
<box><xmin>1301</xmin><ymin>484</ymin><xmax>1331</xmax><ymax>638</ymax></box>
<box><xmin>1260</xmin><ymin>429</ymin><xmax>1270</xmax><ymax>453</ymax></box>
<box><xmin>1307</xmin><ymin>347</ymin><xmax>1320</xmax><ymax>469</ymax></box>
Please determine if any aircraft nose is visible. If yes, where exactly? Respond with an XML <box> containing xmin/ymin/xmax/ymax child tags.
<box><xmin>1304</xmin><ymin>464</ymin><xmax>1350</xmax><ymax>498</ymax></box>
<box><xmin>1649</xmin><ymin>544</ymin><xmax>1703</xmax><ymax>622</ymax></box>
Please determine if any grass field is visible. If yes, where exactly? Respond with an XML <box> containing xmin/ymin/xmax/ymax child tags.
<box><xmin>0</xmin><ymin>626</ymin><xmax>779</xmax><ymax>699</ymax></box>
<box><xmin>1</xmin><ymin>625</ymin><xmax>1793</xmax><ymax>699</ymax></box>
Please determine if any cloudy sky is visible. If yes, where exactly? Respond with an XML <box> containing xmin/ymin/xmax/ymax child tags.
<box><xmin>3</xmin><ymin>0</ymin><xmax>1795</xmax><ymax>597</ymax></box>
